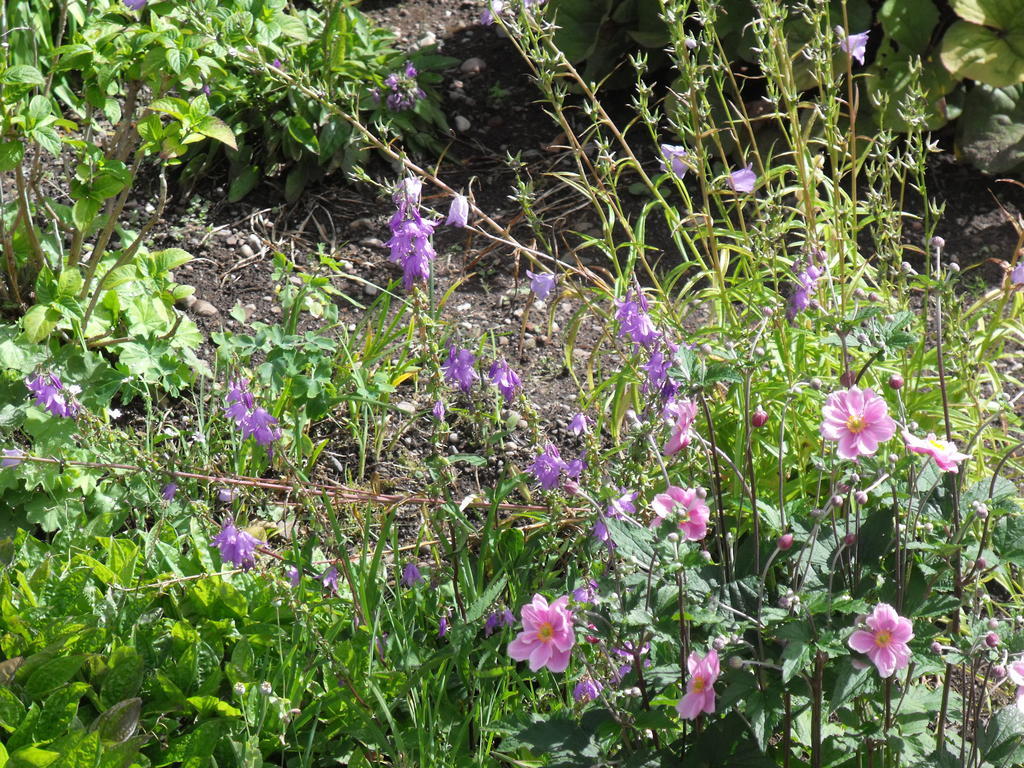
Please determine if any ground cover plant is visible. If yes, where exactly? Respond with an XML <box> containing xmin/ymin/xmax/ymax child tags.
<box><xmin>3</xmin><ymin>0</ymin><xmax>1024</xmax><ymax>766</ymax></box>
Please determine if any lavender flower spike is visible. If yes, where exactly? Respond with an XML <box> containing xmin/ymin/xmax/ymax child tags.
<box><xmin>489</xmin><ymin>358</ymin><xmax>522</xmax><ymax>403</ymax></box>
<box><xmin>212</xmin><ymin>520</ymin><xmax>261</xmax><ymax>570</ymax></box>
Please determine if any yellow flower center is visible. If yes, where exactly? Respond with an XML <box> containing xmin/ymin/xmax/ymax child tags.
<box><xmin>928</xmin><ymin>439</ymin><xmax>946</xmax><ymax>451</ymax></box>
<box><xmin>692</xmin><ymin>675</ymin><xmax>706</xmax><ymax>693</ymax></box>
<box><xmin>846</xmin><ymin>414</ymin><xmax>866</xmax><ymax>434</ymax></box>
<box><xmin>537</xmin><ymin>622</ymin><xmax>554</xmax><ymax>643</ymax></box>
<box><xmin>875</xmin><ymin>630</ymin><xmax>892</xmax><ymax>647</ymax></box>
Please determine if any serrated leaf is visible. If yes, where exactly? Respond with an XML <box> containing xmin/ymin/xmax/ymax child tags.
<box><xmin>0</xmin><ymin>141</ymin><xmax>25</xmax><ymax>172</ymax></box>
<box><xmin>1</xmin><ymin>65</ymin><xmax>45</xmax><ymax>87</ymax></box>
<box><xmin>22</xmin><ymin>305</ymin><xmax>61</xmax><ymax>343</ymax></box>
<box><xmin>979</xmin><ymin>705</ymin><xmax>1024</xmax><ymax>764</ymax></box>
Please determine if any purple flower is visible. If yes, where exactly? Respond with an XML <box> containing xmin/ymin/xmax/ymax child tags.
<box><xmin>400</xmin><ymin>563</ymin><xmax>424</xmax><ymax>587</ymax></box>
<box><xmin>218</xmin><ymin>488</ymin><xmax>237</xmax><ymax>503</ymax></box>
<box><xmin>572</xmin><ymin>579</ymin><xmax>597</xmax><ymax>604</ymax></box>
<box><xmin>287</xmin><ymin>566</ymin><xmax>301</xmax><ymax>587</ymax></box>
<box><xmin>225</xmin><ymin>379</ymin><xmax>280</xmax><ymax>447</ymax></box>
<box><xmin>322</xmin><ymin>566</ymin><xmax>339</xmax><ymax>593</ymax></box>
<box><xmin>573</xmin><ymin>677</ymin><xmax>603</xmax><ymax>703</ymax></box>
<box><xmin>489</xmin><ymin>359</ymin><xmax>522</xmax><ymax>403</ymax></box>
<box><xmin>387</xmin><ymin>179</ymin><xmax>438</xmax><ymax>289</ymax></box>
<box><xmin>787</xmin><ymin>262</ymin><xmax>823</xmax><ymax>320</ymax></box>
<box><xmin>382</xmin><ymin>64</ymin><xmax>425</xmax><ymax>111</ymax></box>
<box><xmin>25</xmin><ymin>373</ymin><xmax>79</xmax><ymax>419</ymax></box>
<box><xmin>161</xmin><ymin>482</ymin><xmax>178</xmax><ymax>500</ymax></box>
<box><xmin>1012</xmin><ymin>263</ymin><xmax>1024</xmax><ymax>284</ymax></box>
<box><xmin>2</xmin><ymin>449</ymin><xmax>24</xmax><ymax>468</ymax></box>
<box><xmin>728</xmin><ymin>164</ymin><xmax>757</xmax><ymax>193</ymax></box>
<box><xmin>442</xmin><ymin>345</ymin><xmax>479</xmax><ymax>394</ymax></box>
<box><xmin>446</xmin><ymin>195</ymin><xmax>469</xmax><ymax>228</ymax></box>
<box><xmin>565</xmin><ymin>455</ymin><xmax>585</xmax><ymax>479</ymax></box>
<box><xmin>484</xmin><ymin>612</ymin><xmax>502</xmax><ymax>637</ymax></box>
<box><xmin>123</xmin><ymin>0</ymin><xmax>146</xmax><ymax>9</ymax></box>
<box><xmin>643</xmin><ymin>349</ymin><xmax>673</xmax><ymax>397</ymax></box>
<box><xmin>439</xmin><ymin>613</ymin><xmax>449</xmax><ymax>638</ymax></box>
<box><xmin>837</xmin><ymin>27</ymin><xmax>869</xmax><ymax>66</ymax></box>
<box><xmin>432</xmin><ymin>400</ymin><xmax>446</xmax><ymax>421</ymax></box>
<box><xmin>501</xmin><ymin>609</ymin><xmax>516</xmax><ymax>626</ymax></box>
<box><xmin>608</xmin><ymin>489</ymin><xmax>638</xmax><ymax>519</ymax></box>
<box><xmin>592</xmin><ymin>516</ymin><xmax>611</xmax><ymax>544</ymax></box>
<box><xmin>212</xmin><ymin>520</ymin><xmax>260</xmax><ymax>570</ymax></box>
<box><xmin>527</xmin><ymin>443</ymin><xmax>568</xmax><ymax>490</ymax></box>
<box><xmin>659</xmin><ymin>144</ymin><xmax>691</xmax><ymax>179</ymax></box>
<box><xmin>614</xmin><ymin>289</ymin><xmax>660</xmax><ymax>348</ymax></box>
<box><xmin>480</xmin><ymin>0</ymin><xmax>505</xmax><ymax>24</ymax></box>
<box><xmin>272</xmin><ymin>58</ymin><xmax>283</xmax><ymax>69</ymax></box>
<box><xmin>526</xmin><ymin>270</ymin><xmax>556</xmax><ymax>300</ymax></box>
<box><xmin>568</xmin><ymin>412</ymin><xmax>589</xmax><ymax>436</ymax></box>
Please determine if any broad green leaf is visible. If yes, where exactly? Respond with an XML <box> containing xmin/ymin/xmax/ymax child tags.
<box><xmin>24</xmin><ymin>656</ymin><xmax>85</xmax><ymax>700</ymax></box>
<box><xmin>71</xmin><ymin>198</ymin><xmax>101</xmax><ymax>233</ymax></box>
<box><xmin>940</xmin><ymin>22</ymin><xmax>1024</xmax><ymax>87</ymax></box>
<box><xmin>0</xmin><ymin>141</ymin><xmax>25</xmax><ymax>172</ymax></box>
<box><xmin>22</xmin><ymin>305</ymin><xmax>61</xmax><ymax>343</ymax></box>
<box><xmin>950</xmin><ymin>0</ymin><xmax>1022</xmax><ymax>28</ymax></box>
<box><xmin>91</xmin><ymin>698</ymin><xmax>140</xmax><ymax>745</ymax></box>
<box><xmin>100</xmin><ymin>649</ymin><xmax>142</xmax><ymax>708</ymax></box>
<box><xmin>7</xmin><ymin>747</ymin><xmax>57</xmax><ymax>768</ymax></box>
<box><xmin>37</xmin><ymin>682</ymin><xmax>90</xmax><ymax>739</ymax></box>
<box><xmin>0</xmin><ymin>65</ymin><xmax>44</xmax><ymax>87</ymax></box>
<box><xmin>880</xmin><ymin>0</ymin><xmax>939</xmax><ymax>54</ymax></box>
<box><xmin>979</xmin><ymin>705</ymin><xmax>1024</xmax><ymax>765</ymax></box>
<box><xmin>56</xmin><ymin>268</ymin><xmax>83</xmax><ymax>300</ymax></box>
<box><xmin>957</xmin><ymin>83</ymin><xmax>1024</xmax><ymax>173</ymax></box>
<box><xmin>0</xmin><ymin>686</ymin><xmax>26</xmax><ymax>731</ymax></box>
<box><xmin>193</xmin><ymin>116</ymin><xmax>236</xmax><ymax>150</ymax></box>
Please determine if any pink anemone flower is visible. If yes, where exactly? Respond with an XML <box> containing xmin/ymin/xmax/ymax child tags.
<box><xmin>651</xmin><ymin>486</ymin><xmax>710</xmax><ymax>541</ymax></box>
<box><xmin>821</xmin><ymin>386</ymin><xmax>896</xmax><ymax>460</ymax></box>
<box><xmin>902</xmin><ymin>430</ymin><xmax>969</xmax><ymax>473</ymax></box>
<box><xmin>507</xmin><ymin>594</ymin><xmax>575</xmax><ymax>673</ymax></box>
<box><xmin>848</xmin><ymin>603</ymin><xmax>914</xmax><ymax>678</ymax></box>
<box><xmin>676</xmin><ymin>649</ymin><xmax>719</xmax><ymax>720</ymax></box>
<box><xmin>664</xmin><ymin>397</ymin><xmax>698</xmax><ymax>455</ymax></box>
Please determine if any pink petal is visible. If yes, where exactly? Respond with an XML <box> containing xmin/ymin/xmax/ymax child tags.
<box><xmin>546</xmin><ymin>647</ymin><xmax>571</xmax><ymax>673</ymax></box>
<box><xmin>848</xmin><ymin>630</ymin><xmax>877</xmax><ymax>654</ymax></box>
<box><xmin>528</xmin><ymin>641</ymin><xmax>552</xmax><ymax>672</ymax></box>
<box><xmin>872</xmin><ymin>645</ymin><xmax>897</xmax><ymax>678</ymax></box>
<box><xmin>676</xmin><ymin>692</ymin><xmax>703</xmax><ymax>720</ymax></box>
<box><xmin>507</xmin><ymin>634</ymin><xmax>535</xmax><ymax>662</ymax></box>
<box><xmin>701</xmin><ymin>690</ymin><xmax>716</xmax><ymax>714</ymax></box>
<box><xmin>837</xmin><ymin>432</ymin><xmax>861</xmax><ymax>459</ymax></box>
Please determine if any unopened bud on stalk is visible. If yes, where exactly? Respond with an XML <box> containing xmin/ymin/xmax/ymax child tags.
<box><xmin>844</xmin><ymin>533</ymin><xmax>857</xmax><ymax>547</ymax></box>
<box><xmin>985</xmin><ymin>632</ymin><xmax>1000</xmax><ymax>648</ymax></box>
<box><xmin>831</xmin><ymin>494</ymin><xmax>844</xmax><ymax>508</ymax></box>
<box><xmin>988</xmin><ymin>618</ymin><xmax>999</xmax><ymax>630</ymax></box>
<box><xmin>751</xmin><ymin>407</ymin><xmax>768</xmax><ymax>428</ymax></box>
<box><xmin>888</xmin><ymin>373</ymin><xmax>904</xmax><ymax>390</ymax></box>
<box><xmin>809</xmin><ymin>377</ymin><xmax>822</xmax><ymax>390</ymax></box>
<box><xmin>931</xmin><ymin>236</ymin><xmax>945</xmax><ymax>249</ymax></box>
<box><xmin>728</xmin><ymin>655</ymin><xmax>744</xmax><ymax>669</ymax></box>
<box><xmin>854</xmin><ymin>490</ymin><xmax>868</xmax><ymax>505</ymax></box>
<box><xmin>777</xmin><ymin>533</ymin><xmax>794</xmax><ymax>550</ymax></box>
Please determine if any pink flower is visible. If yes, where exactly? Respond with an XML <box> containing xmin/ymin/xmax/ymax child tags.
<box><xmin>902</xmin><ymin>430</ymin><xmax>969</xmax><ymax>473</ymax></box>
<box><xmin>664</xmin><ymin>397</ymin><xmax>698</xmax><ymax>455</ymax></box>
<box><xmin>507</xmin><ymin>594</ymin><xmax>575</xmax><ymax>673</ymax></box>
<box><xmin>1007</xmin><ymin>661</ymin><xmax>1024</xmax><ymax>712</ymax></box>
<box><xmin>820</xmin><ymin>387</ymin><xmax>896</xmax><ymax>459</ymax></box>
<box><xmin>848</xmin><ymin>603</ymin><xmax>914</xmax><ymax>678</ymax></box>
<box><xmin>676</xmin><ymin>649</ymin><xmax>719</xmax><ymax>720</ymax></box>
<box><xmin>651</xmin><ymin>486</ymin><xmax>710</xmax><ymax>541</ymax></box>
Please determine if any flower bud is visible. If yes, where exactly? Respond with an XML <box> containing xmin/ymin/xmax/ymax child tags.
<box><xmin>976</xmin><ymin>557</ymin><xmax>987</xmax><ymax>571</ymax></box>
<box><xmin>728</xmin><ymin>655</ymin><xmax>744</xmax><ymax>669</ymax></box>
<box><xmin>700</xmin><ymin>550</ymin><xmax>712</xmax><ymax>562</ymax></box>
<box><xmin>888</xmin><ymin>373</ymin><xmax>904</xmax><ymax>390</ymax></box>
<box><xmin>854</xmin><ymin>490</ymin><xmax>868</xmax><ymax>505</ymax></box>
<box><xmin>666</xmin><ymin>532</ymin><xmax>679</xmax><ymax>543</ymax></box>
<box><xmin>840</xmin><ymin>370</ymin><xmax>856</xmax><ymax>387</ymax></box>
<box><xmin>696</xmin><ymin>487</ymin><xmax>708</xmax><ymax>499</ymax></box>
<box><xmin>831</xmin><ymin>494</ymin><xmax>844</xmax><ymax>508</ymax></box>
<box><xmin>809</xmin><ymin>377</ymin><xmax>822</xmax><ymax>390</ymax></box>
<box><xmin>931</xmin><ymin>641</ymin><xmax>942</xmax><ymax>654</ymax></box>
<box><xmin>260</xmin><ymin>681</ymin><xmax>273</xmax><ymax>696</ymax></box>
<box><xmin>844</xmin><ymin>533</ymin><xmax>857</xmax><ymax>547</ymax></box>
<box><xmin>988</xmin><ymin>618</ymin><xmax>999</xmax><ymax>630</ymax></box>
<box><xmin>234</xmin><ymin>682</ymin><xmax>246</xmax><ymax>696</ymax></box>
<box><xmin>751</xmin><ymin>407</ymin><xmax>768</xmax><ymax>428</ymax></box>
<box><xmin>777</xmin><ymin>533</ymin><xmax>794</xmax><ymax>550</ymax></box>
<box><xmin>985</xmin><ymin>631</ymin><xmax>1000</xmax><ymax>648</ymax></box>
<box><xmin>931</xmin><ymin>236</ymin><xmax>945</xmax><ymax>249</ymax></box>
<box><xmin>994</xmin><ymin>665</ymin><xmax>1007</xmax><ymax>680</ymax></box>
<box><xmin>712</xmin><ymin>636</ymin><xmax>727</xmax><ymax>651</ymax></box>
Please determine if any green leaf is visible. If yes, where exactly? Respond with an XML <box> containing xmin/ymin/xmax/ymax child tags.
<box><xmin>56</xmin><ymin>268</ymin><xmax>83</xmax><ymax>300</ymax></box>
<box><xmin>979</xmin><ymin>705</ymin><xmax>1024</xmax><ymax>765</ymax></box>
<box><xmin>193</xmin><ymin>116</ymin><xmax>236</xmax><ymax>150</ymax></box>
<box><xmin>147</xmin><ymin>97</ymin><xmax>188</xmax><ymax>121</ymax></box>
<box><xmin>71</xmin><ymin>198</ymin><xmax>101</xmax><ymax>233</ymax></box>
<box><xmin>879</xmin><ymin>0</ymin><xmax>939</xmax><ymax>54</ymax></box>
<box><xmin>227</xmin><ymin>166</ymin><xmax>259</xmax><ymax>203</ymax></box>
<box><xmin>37</xmin><ymin>682</ymin><xmax>90</xmax><ymax>740</ymax></box>
<box><xmin>286</xmin><ymin>115</ymin><xmax>319</xmax><ymax>154</ymax></box>
<box><xmin>940</xmin><ymin>21</ymin><xmax>1024</xmax><ymax>88</ymax></box>
<box><xmin>957</xmin><ymin>84</ymin><xmax>1024</xmax><ymax>173</ymax></box>
<box><xmin>1</xmin><ymin>65</ymin><xmax>45</xmax><ymax>87</ymax></box>
<box><xmin>24</xmin><ymin>657</ymin><xmax>85</xmax><ymax>700</ymax></box>
<box><xmin>950</xmin><ymin>0</ymin><xmax>1022</xmax><ymax>28</ymax></box>
<box><xmin>0</xmin><ymin>686</ymin><xmax>26</xmax><ymax>732</ymax></box>
<box><xmin>186</xmin><ymin>696</ymin><xmax>241</xmax><ymax>718</ymax></box>
<box><xmin>7</xmin><ymin>747</ymin><xmax>57</xmax><ymax>768</ymax></box>
<box><xmin>22</xmin><ymin>305</ymin><xmax>61</xmax><ymax>343</ymax></box>
<box><xmin>91</xmin><ymin>698</ymin><xmax>141</xmax><ymax>745</ymax></box>
<box><xmin>100</xmin><ymin>649</ymin><xmax>143</xmax><ymax>709</ymax></box>
<box><xmin>465</xmin><ymin>574</ymin><xmax>507</xmax><ymax>624</ymax></box>
<box><xmin>0</xmin><ymin>141</ymin><xmax>25</xmax><ymax>172</ymax></box>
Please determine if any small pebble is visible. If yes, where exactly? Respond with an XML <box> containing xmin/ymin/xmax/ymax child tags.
<box><xmin>454</xmin><ymin>115</ymin><xmax>471</xmax><ymax>132</ymax></box>
<box><xmin>191</xmin><ymin>299</ymin><xmax>219</xmax><ymax>317</ymax></box>
<box><xmin>460</xmin><ymin>57</ymin><xmax>486</xmax><ymax>75</ymax></box>
<box><xmin>360</xmin><ymin>237</ymin><xmax>386</xmax><ymax>249</ymax></box>
<box><xmin>350</xmin><ymin>217</ymin><xmax>375</xmax><ymax>231</ymax></box>
<box><xmin>240</xmin><ymin>244</ymin><xmax>254</xmax><ymax>258</ymax></box>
